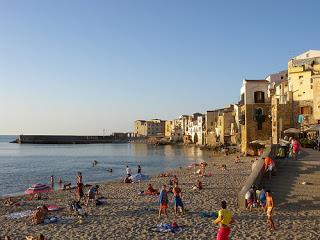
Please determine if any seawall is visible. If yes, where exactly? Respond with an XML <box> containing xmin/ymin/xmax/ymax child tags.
<box><xmin>237</xmin><ymin>146</ymin><xmax>272</xmax><ymax>209</ymax></box>
<box><xmin>11</xmin><ymin>135</ymin><xmax>121</xmax><ymax>144</ymax></box>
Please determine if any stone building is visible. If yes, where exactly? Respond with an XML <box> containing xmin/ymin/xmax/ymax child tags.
<box><xmin>134</xmin><ymin>120</ymin><xmax>147</xmax><ymax>137</ymax></box>
<box><xmin>287</xmin><ymin>50</ymin><xmax>320</xmax><ymax>128</ymax></box>
<box><xmin>165</xmin><ymin>120</ymin><xmax>173</xmax><ymax>138</ymax></box>
<box><xmin>164</xmin><ymin>119</ymin><xmax>183</xmax><ymax>142</ymax></box>
<box><xmin>216</xmin><ymin>105</ymin><xmax>237</xmax><ymax>145</ymax></box>
<box><xmin>239</xmin><ymin>79</ymin><xmax>272</xmax><ymax>154</ymax></box>
<box><xmin>205</xmin><ymin>110</ymin><xmax>219</xmax><ymax>146</ymax></box>
<box><xmin>134</xmin><ymin>119</ymin><xmax>165</xmax><ymax>137</ymax></box>
<box><xmin>204</xmin><ymin>105</ymin><xmax>239</xmax><ymax>146</ymax></box>
<box><xmin>270</xmin><ymin>50</ymin><xmax>320</xmax><ymax>143</ymax></box>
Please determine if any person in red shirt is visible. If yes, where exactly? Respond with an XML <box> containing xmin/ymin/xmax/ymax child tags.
<box><xmin>264</xmin><ymin>157</ymin><xmax>275</xmax><ymax>180</ymax></box>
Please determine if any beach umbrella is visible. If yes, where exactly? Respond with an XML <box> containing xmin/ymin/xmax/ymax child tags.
<box><xmin>25</xmin><ymin>183</ymin><xmax>52</xmax><ymax>195</ymax></box>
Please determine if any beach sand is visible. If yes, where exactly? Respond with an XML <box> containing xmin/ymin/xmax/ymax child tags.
<box><xmin>0</xmin><ymin>153</ymin><xmax>319</xmax><ymax>240</ymax></box>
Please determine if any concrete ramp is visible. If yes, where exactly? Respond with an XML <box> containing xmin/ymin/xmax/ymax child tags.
<box><xmin>261</xmin><ymin>148</ymin><xmax>320</xmax><ymax>210</ymax></box>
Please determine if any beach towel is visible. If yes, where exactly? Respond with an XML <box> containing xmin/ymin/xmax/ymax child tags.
<box><xmin>149</xmin><ymin>223</ymin><xmax>183</xmax><ymax>233</ymax></box>
<box><xmin>44</xmin><ymin>216</ymin><xmax>58</xmax><ymax>224</ymax></box>
<box><xmin>6</xmin><ymin>210</ymin><xmax>33</xmax><ymax>219</ymax></box>
<box><xmin>199</xmin><ymin>211</ymin><xmax>218</xmax><ymax>219</ymax></box>
<box><xmin>96</xmin><ymin>198</ymin><xmax>107</xmax><ymax>205</ymax></box>
<box><xmin>47</xmin><ymin>205</ymin><xmax>60</xmax><ymax>211</ymax></box>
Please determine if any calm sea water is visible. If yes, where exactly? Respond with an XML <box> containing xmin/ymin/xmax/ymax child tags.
<box><xmin>0</xmin><ymin>135</ymin><xmax>208</xmax><ymax>196</ymax></box>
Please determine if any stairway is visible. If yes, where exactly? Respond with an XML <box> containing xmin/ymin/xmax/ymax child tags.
<box><xmin>261</xmin><ymin>148</ymin><xmax>320</xmax><ymax>207</ymax></box>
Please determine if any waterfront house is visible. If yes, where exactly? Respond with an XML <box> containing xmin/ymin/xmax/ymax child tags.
<box><xmin>239</xmin><ymin>79</ymin><xmax>272</xmax><ymax>154</ymax></box>
<box><xmin>134</xmin><ymin>119</ymin><xmax>166</xmax><ymax>137</ymax></box>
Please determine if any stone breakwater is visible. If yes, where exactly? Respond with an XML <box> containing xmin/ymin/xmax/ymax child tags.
<box><xmin>12</xmin><ymin>135</ymin><xmax>120</xmax><ymax>144</ymax></box>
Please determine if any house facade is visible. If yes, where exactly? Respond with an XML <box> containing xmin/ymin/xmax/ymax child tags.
<box><xmin>239</xmin><ymin>80</ymin><xmax>272</xmax><ymax>153</ymax></box>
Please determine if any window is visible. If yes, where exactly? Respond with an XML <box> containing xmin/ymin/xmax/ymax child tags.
<box><xmin>300</xmin><ymin>106</ymin><xmax>312</xmax><ymax>115</ymax></box>
<box><xmin>254</xmin><ymin>108</ymin><xmax>264</xmax><ymax>130</ymax></box>
<box><xmin>311</xmin><ymin>79</ymin><xmax>313</xmax><ymax>84</ymax></box>
<box><xmin>254</xmin><ymin>91</ymin><xmax>265</xmax><ymax>103</ymax></box>
<box><xmin>311</xmin><ymin>85</ymin><xmax>313</xmax><ymax>89</ymax></box>
<box><xmin>240</xmin><ymin>93</ymin><xmax>245</xmax><ymax>105</ymax></box>
<box><xmin>281</xmin><ymin>76</ymin><xmax>283</xmax><ymax>79</ymax></box>
<box><xmin>299</xmin><ymin>76</ymin><xmax>303</xmax><ymax>79</ymax></box>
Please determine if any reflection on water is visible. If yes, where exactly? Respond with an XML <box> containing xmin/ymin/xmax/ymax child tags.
<box><xmin>0</xmin><ymin>136</ymin><xmax>208</xmax><ymax>196</ymax></box>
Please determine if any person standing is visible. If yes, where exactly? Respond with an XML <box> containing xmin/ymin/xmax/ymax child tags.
<box><xmin>76</xmin><ymin>182</ymin><xmax>84</xmax><ymax>201</ymax></box>
<box><xmin>50</xmin><ymin>175</ymin><xmax>54</xmax><ymax>188</ymax></box>
<box><xmin>259</xmin><ymin>186</ymin><xmax>267</xmax><ymax>212</ymax></box>
<box><xmin>245</xmin><ymin>186</ymin><xmax>254</xmax><ymax>211</ymax></box>
<box><xmin>158</xmin><ymin>185</ymin><xmax>168</xmax><ymax>218</ymax></box>
<box><xmin>266</xmin><ymin>190</ymin><xmax>276</xmax><ymax>230</ymax></box>
<box><xmin>264</xmin><ymin>157</ymin><xmax>275</xmax><ymax>180</ymax></box>
<box><xmin>292</xmin><ymin>139</ymin><xmax>299</xmax><ymax>160</ymax></box>
<box><xmin>172</xmin><ymin>183</ymin><xmax>184</xmax><ymax>215</ymax></box>
<box><xmin>137</xmin><ymin>165</ymin><xmax>142</xmax><ymax>174</ymax></box>
<box><xmin>86</xmin><ymin>185</ymin><xmax>99</xmax><ymax>206</ymax></box>
<box><xmin>126</xmin><ymin>166</ymin><xmax>132</xmax><ymax>177</ymax></box>
<box><xmin>213</xmin><ymin>200</ymin><xmax>235</xmax><ymax>240</ymax></box>
<box><xmin>77</xmin><ymin>172</ymin><xmax>83</xmax><ymax>184</ymax></box>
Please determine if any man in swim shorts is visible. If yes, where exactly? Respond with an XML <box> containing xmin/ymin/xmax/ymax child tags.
<box><xmin>266</xmin><ymin>190</ymin><xmax>276</xmax><ymax>230</ymax></box>
<box><xmin>172</xmin><ymin>183</ymin><xmax>184</xmax><ymax>215</ymax></box>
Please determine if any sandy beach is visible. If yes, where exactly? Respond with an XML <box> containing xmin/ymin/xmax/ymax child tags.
<box><xmin>0</xmin><ymin>153</ymin><xmax>319</xmax><ymax>240</ymax></box>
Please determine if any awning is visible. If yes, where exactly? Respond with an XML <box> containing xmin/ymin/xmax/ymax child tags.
<box><xmin>305</xmin><ymin>125</ymin><xmax>320</xmax><ymax>132</ymax></box>
<box><xmin>283</xmin><ymin>128</ymin><xmax>301</xmax><ymax>134</ymax></box>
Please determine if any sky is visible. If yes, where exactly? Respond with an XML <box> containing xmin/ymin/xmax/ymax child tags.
<box><xmin>0</xmin><ymin>0</ymin><xmax>319</xmax><ymax>135</ymax></box>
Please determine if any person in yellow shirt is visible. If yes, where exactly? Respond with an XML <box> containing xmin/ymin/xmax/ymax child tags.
<box><xmin>213</xmin><ymin>201</ymin><xmax>235</xmax><ymax>240</ymax></box>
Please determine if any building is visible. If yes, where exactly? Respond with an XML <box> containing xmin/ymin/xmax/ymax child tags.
<box><xmin>288</xmin><ymin>50</ymin><xmax>320</xmax><ymax>127</ymax></box>
<box><xmin>270</xmin><ymin>50</ymin><xmax>320</xmax><ymax>143</ymax></box>
<box><xmin>164</xmin><ymin>119</ymin><xmax>183</xmax><ymax>142</ymax></box>
<box><xmin>179</xmin><ymin>115</ymin><xmax>190</xmax><ymax>137</ymax></box>
<box><xmin>134</xmin><ymin>120</ymin><xmax>147</xmax><ymax>137</ymax></box>
<box><xmin>205</xmin><ymin>110</ymin><xmax>219</xmax><ymax>146</ymax></box>
<box><xmin>187</xmin><ymin>113</ymin><xmax>205</xmax><ymax>145</ymax></box>
<box><xmin>239</xmin><ymin>79</ymin><xmax>272</xmax><ymax>154</ymax></box>
<box><xmin>216</xmin><ymin>105</ymin><xmax>237</xmax><ymax>145</ymax></box>
<box><xmin>165</xmin><ymin>120</ymin><xmax>173</xmax><ymax>138</ymax></box>
<box><xmin>134</xmin><ymin>119</ymin><xmax>166</xmax><ymax>137</ymax></box>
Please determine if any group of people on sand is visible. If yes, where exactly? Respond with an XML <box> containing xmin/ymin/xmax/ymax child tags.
<box><xmin>245</xmin><ymin>154</ymin><xmax>277</xmax><ymax>232</ymax></box>
<box><xmin>245</xmin><ymin>185</ymin><xmax>276</xmax><ymax>230</ymax></box>
<box><xmin>123</xmin><ymin>165</ymin><xmax>143</xmax><ymax>183</ymax></box>
<box><xmin>158</xmin><ymin>179</ymin><xmax>185</xmax><ymax>218</ymax></box>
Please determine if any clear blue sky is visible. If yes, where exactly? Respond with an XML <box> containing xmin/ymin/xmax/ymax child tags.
<box><xmin>0</xmin><ymin>0</ymin><xmax>319</xmax><ymax>135</ymax></box>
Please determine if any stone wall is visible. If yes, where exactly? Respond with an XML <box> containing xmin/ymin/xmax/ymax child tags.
<box><xmin>241</xmin><ymin>103</ymin><xmax>272</xmax><ymax>153</ymax></box>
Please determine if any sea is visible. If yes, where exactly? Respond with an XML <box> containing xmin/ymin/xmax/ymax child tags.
<box><xmin>0</xmin><ymin>135</ymin><xmax>208</xmax><ymax>196</ymax></box>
